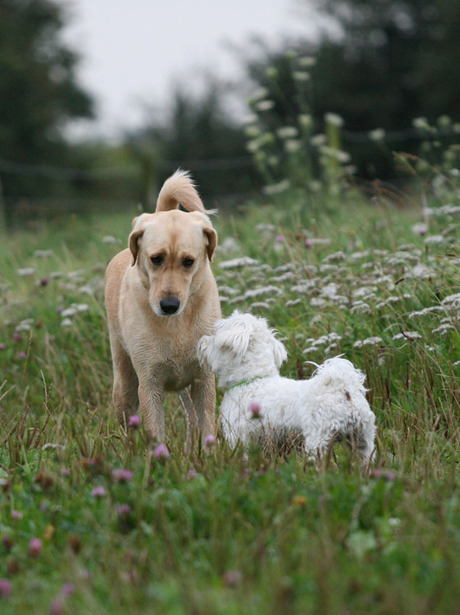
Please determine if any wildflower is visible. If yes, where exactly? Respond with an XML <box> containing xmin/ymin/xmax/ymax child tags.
<box><xmin>187</xmin><ymin>470</ymin><xmax>197</xmax><ymax>480</ymax></box>
<box><xmin>255</xmin><ymin>100</ymin><xmax>275</xmax><ymax>112</ymax></box>
<box><xmin>116</xmin><ymin>504</ymin><xmax>132</xmax><ymax>517</ymax></box>
<box><xmin>153</xmin><ymin>443</ymin><xmax>170</xmax><ymax>459</ymax></box>
<box><xmin>370</xmin><ymin>469</ymin><xmax>396</xmax><ymax>481</ymax></box>
<box><xmin>61</xmin><ymin>318</ymin><xmax>73</xmax><ymax>328</ymax></box>
<box><xmin>17</xmin><ymin>351</ymin><xmax>27</xmax><ymax>360</ymax></box>
<box><xmin>265</xmin><ymin>66</ymin><xmax>279</xmax><ymax>79</ymax></box>
<box><xmin>49</xmin><ymin>599</ymin><xmax>65</xmax><ymax>615</ymax></box>
<box><xmin>13</xmin><ymin>332</ymin><xmax>21</xmax><ymax>342</ymax></box>
<box><xmin>284</xmin><ymin>139</ymin><xmax>301</xmax><ymax>153</ymax></box>
<box><xmin>102</xmin><ymin>235</ymin><xmax>120</xmax><ymax>245</ymax></box>
<box><xmin>219</xmin><ymin>257</ymin><xmax>260</xmax><ymax>270</ymax></box>
<box><xmin>222</xmin><ymin>569</ymin><xmax>242</xmax><ymax>587</ymax></box>
<box><xmin>91</xmin><ymin>486</ymin><xmax>106</xmax><ymax>498</ymax></box>
<box><xmin>28</xmin><ymin>538</ymin><xmax>43</xmax><ymax>558</ymax></box>
<box><xmin>0</xmin><ymin>343</ymin><xmax>5</xmax><ymax>351</ymax></box>
<box><xmin>2</xmin><ymin>535</ymin><xmax>13</xmax><ymax>551</ymax></box>
<box><xmin>128</xmin><ymin>414</ymin><xmax>141</xmax><ymax>429</ymax></box>
<box><xmin>292</xmin><ymin>495</ymin><xmax>307</xmax><ymax>506</ymax></box>
<box><xmin>298</xmin><ymin>56</ymin><xmax>316</xmax><ymax>68</ymax></box>
<box><xmin>250</xmin><ymin>87</ymin><xmax>269</xmax><ymax>102</ymax></box>
<box><xmin>424</xmin><ymin>235</ymin><xmax>444</xmax><ymax>245</ymax></box>
<box><xmin>203</xmin><ymin>434</ymin><xmax>215</xmax><ymax>448</ymax></box>
<box><xmin>411</xmin><ymin>222</ymin><xmax>427</xmax><ymax>235</ymax></box>
<box><xmin>0</xmin><ymin>579</ymin><xmax>12</xmax><ymax>598</ymax></box>
<box><xmin>413</xmin><ymin>117</ymin><xmax>431</xmax><ymax>131</ymax></box>
<box><xmin>33</xmin><ymin>249</ymin><xmax>54</xmax><ymax>258</ymax></box>
<box><xmin>250</xmin><ymin>402</ymin><xmax>262</xmax><ymax>419</ymax></box>
<box><xmin>298</xmin><ymin>113</ymin><xmax>313</xmax><ymax>131</ymax></box>
<box><xmin>369</xmin><ymin>128</ymin><xmax>385</xmax><ymax>142</ymax></box>
<box><xmin>293</xmin><ymin>71</ymin><xmax>310</xmax><ymax>82</ymax></box>
<box><xmin>16</xmin><ymin>268</ymin><xmax>35</xmax><ymax>277</ymax></box>
<box><xmin>392</xmin><ymin>332</ymin><xmax>422</xmax><ymax>341</ymax></box>
<box><xmin>11</xmin><ymin>510</ymin><xmax>23</xmax><ymax>521</ymax></box>
<box><xmin>262</xmin><ymin>179</ymin><xmax>291</xmax><ymax>195</ymax></box>
<box><xmin>277</xmin><ymin>126</ymin><xmax>298</xmax><ymax>139</ymax></box>
<box><xmin>324</xmin><ymin>112</ymin><xmax>344</xmax><ymax>127</ymax></box>
<box><xmin>112</xmin><ymin>469</ymin><xmax>133</xmax><ymax>483</ymax></box>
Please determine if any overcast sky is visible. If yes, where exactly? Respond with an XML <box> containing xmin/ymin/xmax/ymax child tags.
<box><xmin>63</xmin><ymin>0</ymin><xmax>322</xmax><ymax>138</ymax></box>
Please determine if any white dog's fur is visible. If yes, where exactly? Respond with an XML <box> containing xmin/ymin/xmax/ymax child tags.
<box><xmin>198</xmin><ymin>312</ymin><xmax>376</xmax><ymax>465</ymax></box>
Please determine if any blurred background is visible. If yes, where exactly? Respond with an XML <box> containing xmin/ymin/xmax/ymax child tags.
<box><xmin>0</xmin><ymin>0</ymin><xmax>459</xmax><ymax>228</ymax></box>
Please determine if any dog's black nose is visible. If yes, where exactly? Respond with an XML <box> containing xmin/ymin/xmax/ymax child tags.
<box><xmin>159</xmin><ymin>297</ymin><xmax>180</xmax><ymax>315</ymax></box>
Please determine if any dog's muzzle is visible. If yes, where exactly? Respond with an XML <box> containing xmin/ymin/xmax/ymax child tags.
<box><xmin>159</xmin><ymin>296</ymin><xmax>181</xmax><ymax>315</ymax></box>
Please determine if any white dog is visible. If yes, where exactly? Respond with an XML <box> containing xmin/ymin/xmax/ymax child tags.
<box><xmin>198</xmin><ymin>312</ymin><xmax>376</xmax><ymax>465</ymax></box>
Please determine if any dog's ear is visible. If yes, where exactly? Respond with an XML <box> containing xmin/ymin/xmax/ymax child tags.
<box><xmin>216</xmin><ymin>319</ymin><xmax>252</xmax><ymax>357</ymax></box>
<box><xmin>270</xmin><ymin>336</ymin><xmax>288</xmax><ymax>368</ymax></box>
<box><xmin>203</xmin><ymin>226</ymin><xmax>218</xmax><ymax>261</ymax></box>
<box><xmin>128</xmin><ymin>214</ymin><xmax>151</xmax><ymax>266</ymax></box>
<box><xmin>129</xmin><ymin>228</ymin><xmax>144</xmax><ymax>266</ymax></box>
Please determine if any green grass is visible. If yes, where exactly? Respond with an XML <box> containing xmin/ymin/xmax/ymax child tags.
<box><xmin>0</xmin><ymin>188</ymin><xmax>458</xmax><ymax>614</ymax></box>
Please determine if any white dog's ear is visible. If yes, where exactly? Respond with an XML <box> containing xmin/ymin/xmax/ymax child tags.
<box><xmin>270</xmin><ymin>336</ymin><xmax>287</xmax><ymax>368</ymax></box>
<box><xmin>197</xmin><ymin>335</ymin><xmax>210</xmax><ymax>366</ymax></box>
<box><xmin>216</xmin><ymin>319</ymin><xmax>252</xmax><ymax>357</ymax></box>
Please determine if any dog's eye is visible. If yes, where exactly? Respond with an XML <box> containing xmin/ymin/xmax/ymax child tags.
<box><xmin>182</xmin><ymin>257</ymin><xmax>195</xmax><ymax>269</ymax></box>
<box><xmin>150</xmin><ymin>255</ymin><xmax>164</xmax><ymax>266</ymax></box>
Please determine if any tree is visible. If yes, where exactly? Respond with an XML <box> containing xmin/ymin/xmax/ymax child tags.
<box><xmin>0</xmin><ymin>0</ymin><xmax>94</xmax><ymax>225</ymax></box>
<box><xmin>244</xmin><ymin>0</ymin><xmax>460</xmax><ymax>178</ymax></box>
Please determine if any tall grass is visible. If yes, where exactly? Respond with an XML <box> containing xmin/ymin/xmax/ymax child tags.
<box><xmin>0</xmin><ymin>176</ymin><xmax>458</xmax><ymax>614</ymax></box>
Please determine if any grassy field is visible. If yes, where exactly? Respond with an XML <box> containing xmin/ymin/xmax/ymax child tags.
<box><xmin>0</xmin><ymin>184</ymin><xmax>459</xmax><ymax>614</ymax></box>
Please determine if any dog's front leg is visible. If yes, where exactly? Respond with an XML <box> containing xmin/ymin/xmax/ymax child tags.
<box><xmin>138</xmin><ymin>380</ymin><xmax>165</xmax><ymax>442</ymax></box>
<box><xmin>191</xmin><ymin>372</ymin><xmax>216</xmax><ymax>442</ymax></box>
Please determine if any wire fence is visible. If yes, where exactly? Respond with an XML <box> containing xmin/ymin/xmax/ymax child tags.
<box><xmin>0</xmin><ymin>124</ymin><xmax>458</xmax><ymax>227</ymax></box>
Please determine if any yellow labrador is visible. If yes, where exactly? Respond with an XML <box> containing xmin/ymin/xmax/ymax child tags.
<box><xmin>105</xmin><ymin>170</ymin><xmax>221</xmax><ymax>447</ymax></box>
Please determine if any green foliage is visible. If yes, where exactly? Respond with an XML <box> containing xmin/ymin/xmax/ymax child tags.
<box><xmin>0</xmin><ymin>158</ymin><xmax>458</xmax><ymax>613</ymax></box>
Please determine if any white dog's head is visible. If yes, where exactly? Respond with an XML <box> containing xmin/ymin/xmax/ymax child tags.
<box><xmin>198</xmin><ymin>311</ymin><xmax>287</xmax><ymax>388</ymax></box>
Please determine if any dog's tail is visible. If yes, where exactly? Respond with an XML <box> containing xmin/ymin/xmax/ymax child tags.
<box><xmin>310</xmin><ymin>357</ymin><xmax>367</xmax><ymax>394</ymax></box>
<box><xmin>156</xmin><ymin>169</ymin><xmax>209</xmax><ymax>213</ymax></box>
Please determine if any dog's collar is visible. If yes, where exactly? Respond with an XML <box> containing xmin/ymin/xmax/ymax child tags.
<box><xmin>226</xmin><ymin>376</ymin><xmax>267</xmax><ymax>391</ymax></box>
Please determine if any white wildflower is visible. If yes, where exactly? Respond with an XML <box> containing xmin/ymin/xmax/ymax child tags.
<box><xmin>17</xmin><ymin>268</ymin><xmax>35</xmax><ymax>277</ymax></box>
<box><xmin>277</xmin><ymin>126</ymin><xmax>299</xmax><ymax>139</ymax></box>
<box><xmin>33</xmin><ymin>249</ymin><xmax>54</xmax><ymax>258</ymax></box>
<box><xmin>311</xmin><ymin>297</ymin><xmax>327</xmax><ymax>307</ymax></box>
<box><xmin>255</xmin><ymin>100</ymin><xmax>275</xmax><ymax>112</ymax></box>
<box><xmin>298</xmin><ymin>56</ymin><xmax>316</xmax><ymax>68</ymax></box>
<box><xmin>284</xmin><ymin>139</ymin><xmax>301</xmax><ymax>153</ymax></box>
<box><xmin>324</xmin><ymin>113</ymin><xmax>344</xmax><ymax>127</ymax></box>
<box><xmin>245</xmin><ymin>286</ymin><xmax>283</xmax><ymax>299</ymax></box>
<box><xmin>432</xmin><ymin>324</ymin><xmax>455</xmax><ymax>335</ymax></box>
<box><xmin>61</xmin><ymin>318</ymin><xmax>73</xmax><ymax>328</ymax></box>
<box><xmin>362</xmin><ymin>337</ymin><xmax>383</xmax><ymax>346</ymax></box>
<box><xmin>424</xmin><ymin>235</ymin><xmax>445</xmax><ymax>245</ymax></box>
<box><xmin>249</xmin><ymin>301</ymin><xmax>272</xmax><ymax>310</ymax></box>
<box><xmin>412</xmin><ymin>222</ymin><xmax>428</xmax><ymax>235</ymax></box>
<box><xmin>392</xmin><ymin>332</ymin><xmax>422</xmax><ymax>341</ymax></box>
<box><xmin>285</xmin><ymin>299</ymin><xmax>302</xmax><ymax>307</ymax></box>
<box><xmin>369</xmin><ymin>128</ymin><xmax>385</xmax><ymax>142</ymax></box>
<box><xmin>262</xmin><ymin>179</ymin><xmax>291</xmax><ymax>195</ymax></box>
<box><xmin>219</xmin><ymin>257</ymin><xmax>260</xmax><ymax>270</ymax></box>
<box><xmin>102</xmin><ymin>235</ymin><xmax>121</xmax><ymax>245</ymax></box>
<box><xmin>293</xmin><ymin>71</ymin><xmax>310</xmax><ymax>82</ymax></box>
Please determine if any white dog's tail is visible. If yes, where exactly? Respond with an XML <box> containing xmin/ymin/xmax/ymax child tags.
<box><xmin>310</xmin><ymin>357</ymin><xmax>367</xmax><ymax>394</ymax></box>
<box><xmin>156</xmin><ymin>169</ymin><xmax>208</xmax><ymax>213</ymax></box>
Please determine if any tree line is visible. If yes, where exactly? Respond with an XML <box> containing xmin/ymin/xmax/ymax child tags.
<box><xmin>0</xmin><ymin>0</ymin><xmax>459</xmax><ymax>226</ymax></box>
